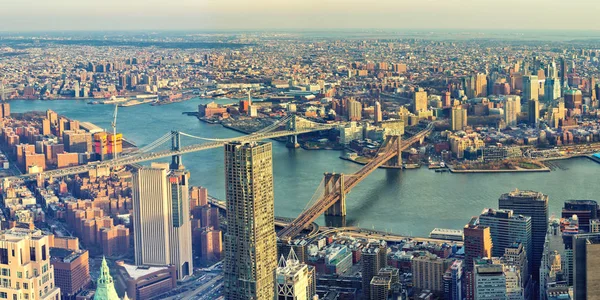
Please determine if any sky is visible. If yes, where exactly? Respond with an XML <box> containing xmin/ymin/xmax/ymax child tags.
<box><xmin>2</xmin><ymin>0</ymin><xmax>599</xmax><ymax>32</ymax></box>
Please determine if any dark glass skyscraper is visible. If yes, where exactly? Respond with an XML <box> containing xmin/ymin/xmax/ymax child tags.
<box><xmin>499</xmin><ymin>189</ymin><xmax>548</xmax><ymax>288</ymax></box>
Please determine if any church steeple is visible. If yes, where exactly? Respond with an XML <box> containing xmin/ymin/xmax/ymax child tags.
<box><xmin>94</xmin><ymin>257</ymin><xmax>121</xmax><ymax>300</ymax></box>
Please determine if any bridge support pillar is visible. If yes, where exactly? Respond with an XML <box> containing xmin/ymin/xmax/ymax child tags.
<box><xmin>324</xmin><ymin>173</ymin><xmax>346</xmax><ymax>227</ymax></box>
<box><xmin>286</xmin><ymin>135</ymin><xmax>300</xmax><ymax>148</ymax></box>
<box><xmin>170</xmin><ymin>131</ymin><xmax>182</xmax><ymax>170</ymax></box>
<box><xmin>386</xmin><ymin>135</ymin><xmax>403</xmax><ymax>167</ymax></box>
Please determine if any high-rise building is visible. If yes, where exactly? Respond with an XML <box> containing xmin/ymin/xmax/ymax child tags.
<box><xmin>94</xmin><ymin>257</ymin><xmax>120</xmax><ymax>300</ymax></box>
<box><xmin>412</xmin><ymin>253</ymin><xmax>454</xmax><ymax>295</ymax></box>
<box><xmin>275</xmin><ymin>249</ymin><xmax>316</xmax><ymax>300</ymax></box>
<box><xmin>504</xmin><ymin>96</ymin><xmax>519</xmax><ymax>127</ymax></box>
<box><xmin>443</xmin><ymin>260</ymin><xmax>463</xmax><ymax>300</ymax></box>
<box><xmin>478</xmin><ymin>208</ymin><xmax>533</xmax><ymax>272</ymax></box>
<box><xmin>523</xmin><ymin>75</ymin><xmax>539</xmax><ymax>101</ymax></box>
<box><xmin>412</xmin><ymin>89</ymin><xmax>428</xmax><ymax>113</ymax></box>
<box><xmin>544</xmin><ymin>78</ymin><xmax>561</xmax><ymax>102</ymax></box>
<box><xmin>499</xmin><ymin>189</ymin><xmax>548</xmax><ymax>286</ymax></box>
<box><xmin>347</xmin><ymin>98</ymin><xmax>362</xmax><ymax>121</ymax></box>
<box><xmin>0</xmin><ymin>228</ymin><xmax>61</xmax><ymax>300</ymax></box>
<box><xmin>528</xmin><ymin>99</ymin><xmax>539</xmax><ymax>127</ymax></box>
<box><xmin>564</xmin><ymin>88</ymin><xmax>583</xmax><ymax>111</ymax></box>
<box><xmin>362</xmin><ymin>241</ymin><xmax>387</xmax><ymax>299</ymax></box>
<box><xmin>572</xmin><ymin>233</ymin><xmax>600</xmax><ymax>300</ymax></box>
<box><xmin>450</xmin><ymin>106</ymin><xmax>467</xmax><ymax>131</ymax></box>
<box><xmin>475</xmin><ymin>73</ymin><xmax>488</xmax><ymax>97</ymax></box>
<box><xmin>474</xmin><ymin>259</ymin><xmax>506</xmax><ymax>300</ymax></box>
<box><xmin>223</xmin><ymin>142</ymin><xmax>277</xmax><ymax>300</ymax></box>
<box><xmin>562</xmin><ymin>200</ymin><xmax>598</xmax><ymax>233</ymax></box>
<box><xmin>374</xmin><ymin>101</ymin><xmax>383</xmax><ymax>123</ymax></box>
<box><xmin>50</xmin><ymin>247</ymin><xmax>91</xmax><ymax>299</ymax></box>
<box><xmin>370</xmin><ymin>275</ymin><xmax>391</xmax><ymax>300</ymax></box>
<box><xmin>132</xmin><ymin>163</ymin><xmax>193</xmax><ymax>280</ymax></box>
<box><xmin>463</xmin><ymin>217</ymin><xmax>492</xmax><ymax>300</ymax></box>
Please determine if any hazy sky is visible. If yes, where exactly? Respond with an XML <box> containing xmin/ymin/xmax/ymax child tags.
<box><xmin>2</xmin><ymin>0</ymin><xmax>599</xmax><ymax>32</ymax></box>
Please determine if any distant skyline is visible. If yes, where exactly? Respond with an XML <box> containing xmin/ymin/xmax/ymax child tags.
<box><xmin>2</xmin><ymin>0</ymin><xmax>599</xmax><ymax>32</ymax></box>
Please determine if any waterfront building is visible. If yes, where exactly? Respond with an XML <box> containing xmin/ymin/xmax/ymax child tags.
<box><xmin>223</xmin><ymin>142</ymin><xmax>277</xmax><ymax>300</ymax></box>
<box><xmin>0</xmin><ymin>228</ymin><xmax>61</xmax><ymax>300</ymax></box>
<box><xmin>499</xmin><ymin>189</ymin><xmax>548</xmax><ymax>284</ymax></box>
<box><xmin>478</xmin><ymin>208</ymin><xmax>532</xmax><ymax>272</ymax></box>
<box><xmin>412</xmin><ymin>89</ymin><xmax>428</xmax><ymax>113</ymax></box>
<box><xmin>94</xmin><ymin>257</ymin><xmax>120</xmax><ymax>300</ymax></box>
<box><xmin>450</xmin><ymin>106</ymin><xmax>467</xmax><ymax>131</ymax></box>
<box><xmin>132</xmin><ymin>163</ymin><xmax>193</xmax><ymax>280</ymax></box>
<box><xmin>276</xmin><ymin>249</ymin><xmax>316</xmax><ymax>300</ymax></box>
<box><xmin>572</xmin><ymin>233</ymin><xmax>600</xmax><ymax>300</ymax></box>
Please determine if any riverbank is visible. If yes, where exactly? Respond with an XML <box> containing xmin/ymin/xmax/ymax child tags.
<box><xmin>448</xmin><ymin>165</ymin><xmax>551</xmax><ymax>173</ymax></box>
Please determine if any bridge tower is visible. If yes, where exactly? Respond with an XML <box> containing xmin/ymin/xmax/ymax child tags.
<box><xmin>323</xmin><ymin>172</ymin><xmax>346</xmax><ymax>227</ymax></box>
<box><xmin>170</xmin><ymin>131</ymin><xmax>183</xmax><ymax>169</ymax></box>
<box><xmin>385</xmin><ymin>135</ymin><xmax>403</xmax><ymax>167</ymax></box>
<box><xmin>286</xmin><ymin>115</ymin><xmax>300</xmax><ymax>148</ymax></box>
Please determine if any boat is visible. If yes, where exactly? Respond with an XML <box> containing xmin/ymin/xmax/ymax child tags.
<box><xmin>118</xmin><ymin>99</ymin><xmax>157</xmax><ymax>107</ymax></box>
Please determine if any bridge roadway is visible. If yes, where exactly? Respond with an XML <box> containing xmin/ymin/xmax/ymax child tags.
<box><xmin>5</xmin><ymin>124</ymin><xmax>335</xmax><ymax>180</ymax></box>
<box><xmin>277</xmin><ymin>124</ymin><xmax>434</xmax><ymax>240</ymax></box>
<box><xmin>208</xmin><ymin>195</ymin><xmax>459</xmax><ymax>245</ymax></box>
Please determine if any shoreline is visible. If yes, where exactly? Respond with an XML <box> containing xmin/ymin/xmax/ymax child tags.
<box><xmin>448</xmin><ymin>166</ymin><xmax>551</xmax><ymax>173</ymax></box>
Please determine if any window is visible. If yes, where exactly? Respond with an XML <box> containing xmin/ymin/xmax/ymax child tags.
<box><xmin>15</xmin><ymin>282</ymin><xmax>19</xmax><ymax>289</ymax></box>
<box><xmin>1</xmin><ymin>269</ymin><xmax>9</xmax><ymax>276</ymax></box>
<box><xmin>41</xmin><ymin>246</ymin><xmax>46</xmax><ymax>261</ymax></box>
<box><xmin>16</xmin><ymin>272</ymin><xmax>21</xmax><ymax>279</ymax></box>
<box><xmin>0</xmin><ymin>292</ymin><xmax>7</xmax><ymax>299</ymax></box>
<box><xmin>0</xmin><ymin>249</ymin><xmax>7</xmax><ymax>265</ymax></box>
<box><xmin>29</xmin><ymin>247</ymin><xmax>36</xmax><ymax>262</ymax></box>
<box><xmin>23</xmin><ymin>283</ymin><xmax>28</xmax><ymax>290</ymax></box>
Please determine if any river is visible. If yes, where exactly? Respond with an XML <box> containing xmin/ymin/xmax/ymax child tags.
<box><xmin>9</xmin><ymin>98</ymin><xmax>600</xmax><ymax>237</ymax></box>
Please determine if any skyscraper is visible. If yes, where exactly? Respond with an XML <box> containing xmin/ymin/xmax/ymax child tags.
<box><xmin>412</xmin><ymin>89</ymin><xmax>428</xmax><ymax>113</ymax></box>
<box><xmin>528</xmin><ymin>99</ymin><xmax>539</xmax><ymax>128</ymax></box>
<box><xmin>347</xmin><ymin>98</ymin><xmax>362</xmax><ymax>121</ymax></box>
<box><xmin>0</xmin><ymin>228</ymin><xmax>61</xmax><ymax>300</ymax></box>
<box><xmin>362</xmin><ymin>241</ymin><xmax>387</xmax><ymax>299</ymax></box>
<box><xmin>504</xmin><ymin>96</ymin><xmax>519</xmax><ymax>127</ymax></box>
<box><xmin>499</xmin><ymin>189</ymin><xmax>548</xmax><ymax>287</ymax></box>
<box><xmin>478</xmin><ymin>208</ymin><xmax>532</xmax><ymax>273</ymax></box>
<box><xmin>523</xmin><ymin>75</ymin><xmax>539</xmax><ymax>101</ymax></box>
<box><xmin>224</xmin><ymin>142</ymin><xmax>277</xmax><ymax>300</ymax></box>
<box><xmin>475</xmin><ymin>73</ymin><xmax>488</xmax><ymax>97</ymax></box>
<box><xmin>572</xmin><ymin>233</ymin><xmax>600</xmax><ymax>300</ymax></box>
<box><xmin>564</xmin><ymin>88</ymin><xmax>583</xmax><ymax>111</ymax></box>
<box><xmin>463</xmin><ymin>217</ymin><xmax>493</xmax><ymax>300</ymax></box>
<box><xmin>473</xmin><ymin>259</ymin><xmax>506</xmax><ymax>300</ymax></box>
<box><xmin>562</xmin><ymin>200</ymin><xmax>598</xmax><ymax>233</ymax></box>
<box><xmin>276</xmin><ymin>249</ymin><xmax>316</xmax><ymax>300</ymax></box>
<box><xmin>374</xmin><ymin>101</ymin><xmax>383</xmax><ymax>123</ymax></box>
<box><xmin>450</xmin><ymin>106</ymin><xmax>467</xmax><ymax>131</ymax></box>
<box><xmin>94</xmin><ymin>257</ymin><xmax>120</xmax><ymax>300</ymax></box>
<box><xmin>132</xmin><ymin>163</ymin><xmax>193</xmax><ymax>280</ymax></box>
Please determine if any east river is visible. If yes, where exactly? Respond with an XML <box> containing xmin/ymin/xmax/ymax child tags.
<box><xmin>10</xmin><ymin>98</ymin><xmax>600</xmax><ymax>237</ymax></box>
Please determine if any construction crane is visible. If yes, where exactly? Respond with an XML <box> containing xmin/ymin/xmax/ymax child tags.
<box><xmin>111</xmin><ymin>104</ymin><xmax>118</xmax><ymax>160</ymax></box>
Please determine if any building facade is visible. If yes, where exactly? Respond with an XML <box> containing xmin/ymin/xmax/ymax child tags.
<box><xmin>223</xmin><ymin>142</ymin><xmax>277</xmax><ymax>300</ymax></box>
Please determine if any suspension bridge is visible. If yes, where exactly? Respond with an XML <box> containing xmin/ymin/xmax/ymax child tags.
<box><xmin>5</xmin><ymin>115</ymin><xmax>335</xmax><ymax>181</ymax></box>
<box><xmin>277</xmin><ymin>122</ymin><xmax>434</xmax><ymax>241</ymax></box>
